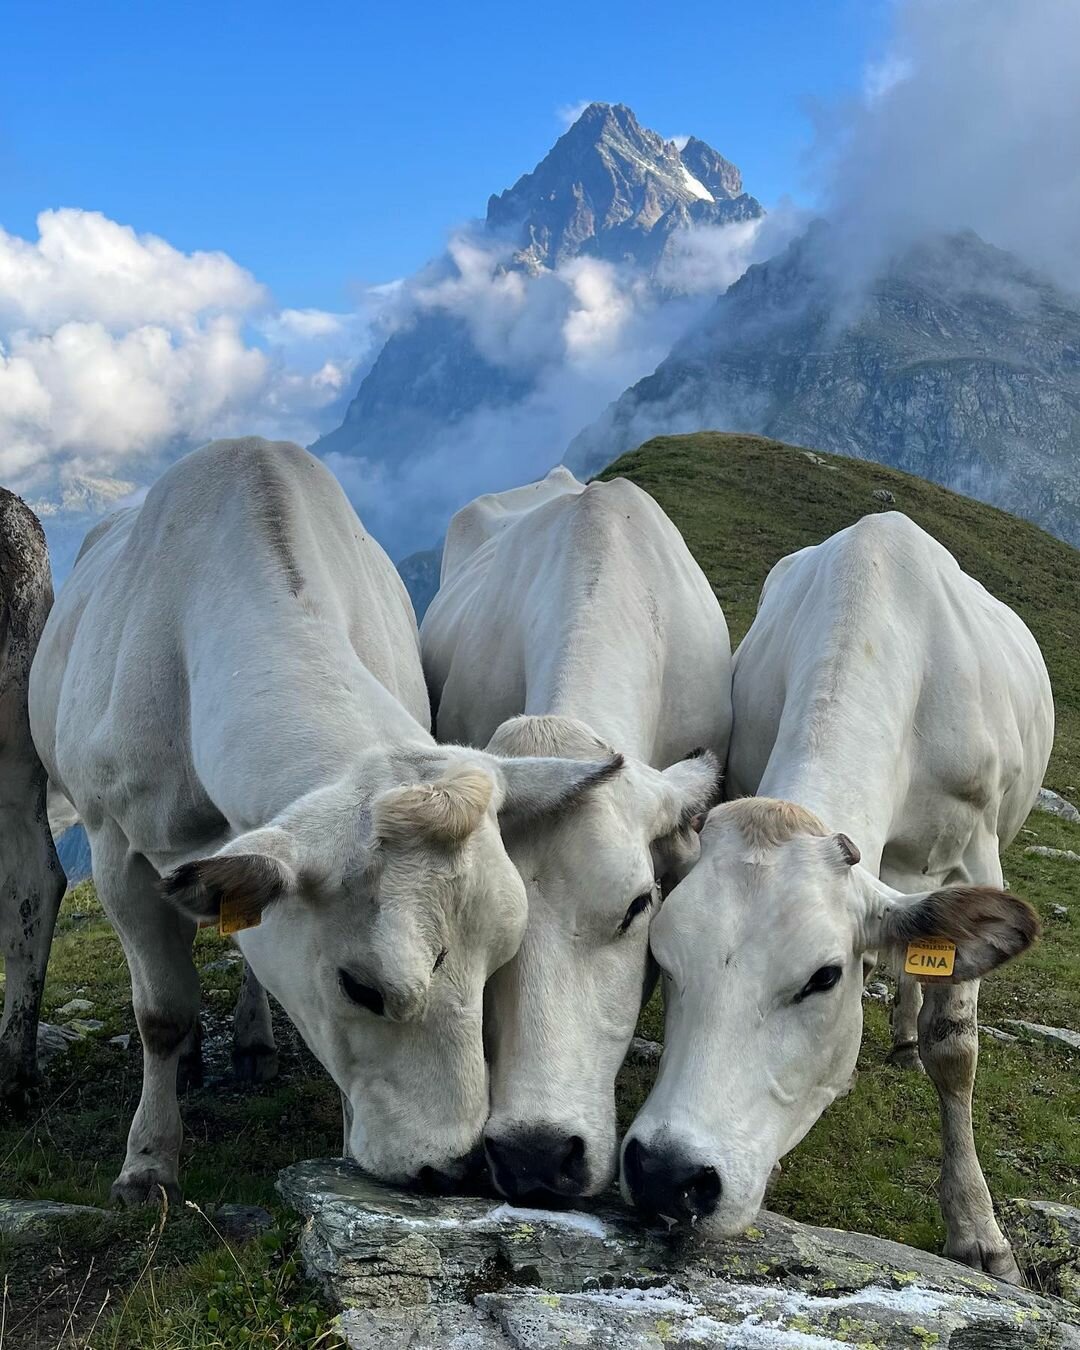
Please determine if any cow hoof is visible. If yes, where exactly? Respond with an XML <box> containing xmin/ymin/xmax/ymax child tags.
<box><xmin>885</xmin><ymin>1042</ymin><xmax>925</xmax><ymax>1073</ymax></box>
<box><xmin>948</xmin><ymin>1239</ymin><xmax>1024</xmax><ymax>1286</ymax></box>
<box><xmin>110</xmin><ymin>1170</ymin><xmax>183</xmax><ymax>1208</ymax></box>
<box><xmin>232</xmin><ymin>1044</ymin><xmax>278</xmax><ymax>1084</ymax></box>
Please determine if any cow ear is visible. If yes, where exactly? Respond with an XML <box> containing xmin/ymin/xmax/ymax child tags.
<box><xmin>161</xmin><ymin>853</ymin><xmax>294</xmax><ymax>923</ymax></box>
<box><xmin>495</xmin><ymin>754</ymin><xmax>624</xmax><ymax>821</ymax></box>
<box><xmin>655</xmin><ymin>749</ymin><xmax>722</xmax><ymax>839</ymax></box>
<box><xmin>874</xmin><ymin>884</ymin><xmax>1040</xmax><ymax>981</ymax></box>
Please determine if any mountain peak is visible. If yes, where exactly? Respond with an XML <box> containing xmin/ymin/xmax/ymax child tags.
<box><xmin>485</xmin><ymin>102</ymin><xmax>762</xmax><ymax>268</ymax></box>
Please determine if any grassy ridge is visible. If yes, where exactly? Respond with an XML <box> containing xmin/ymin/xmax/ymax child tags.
<box><xmin>599</xmin><ymin>431</ymin><xmax>1080</xmax><ymax>791</ymax></box>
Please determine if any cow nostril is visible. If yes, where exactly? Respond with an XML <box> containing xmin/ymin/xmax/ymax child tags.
<box><xmin>623</xmin><ymin>1137</ymin><xmax>721</xmax><ymax>1224</ymax></box>
<box><xmin>685</xmin><ymin>1163</ymin><xmax>721</xmax><ymax>1216</ymax></box>
<box><xmin>559</xmin><ymin>1134</ymin><xmax>586</xmax><ymax>1180</ymax></box>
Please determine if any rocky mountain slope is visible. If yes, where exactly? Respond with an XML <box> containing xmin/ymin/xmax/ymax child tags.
<box><xmin>569</xmin><ymin>226</ymin><xmax>1080</xmax><ymax>547</ymax></box>
<box><xmin>312</xmin><ymin>103</ymin><xmax>762</xmax><ymax>473</ymax></box>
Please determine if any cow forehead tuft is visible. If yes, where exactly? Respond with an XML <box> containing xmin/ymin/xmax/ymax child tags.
<box><xmin>712</xmin><ymin>797</ymin><xmax>829</xmax><ymax>852</ymax></box>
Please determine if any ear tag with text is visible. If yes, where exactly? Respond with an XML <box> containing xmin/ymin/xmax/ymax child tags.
<box><xmin>904</xmin><ymin>938</ymin><xmax>956</xmax><ymax>979</ymax></box>
<box><xmin>219</xmin><ymin>896</ymin><xmax>263</xmax><ymax>936</ymax></box>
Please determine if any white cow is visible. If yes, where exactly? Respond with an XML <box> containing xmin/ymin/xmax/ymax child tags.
<box><xmin>29</xmin><ymin>439</ymin><xmax>621</xmax><ymax>1202</ymax></box>
<box><xmin>623</xmin><ymin>513</ymin><xmax>1050</xmax><ymax>1282</ymax></box>
<box><xmin>1</xmin><ymin>490</ymin><xmax>66</xmax><ymax>1111</ymax></box>
<box><xmin>422</xmin><ymin>467</ymin><xmax>730</xmax><ymax>1201</ymax></box>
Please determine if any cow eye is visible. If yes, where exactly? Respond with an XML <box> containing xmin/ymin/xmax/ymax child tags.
<box><xmin>338</xmin><ymin>968</ymin><xmax>385</xmax><ymax>1016</ymax></box>
<box><xmin>796</xmin><ymin>964</ymin><xmax>843</xmax><ymax>1001</ymax></box>
<box><xmin>433</xmin><ymin>947</ymin><xmax>448</xmax><ymax>972</ymax></box>
<box><xmin>619</xmin><ymin>890</ymin><xmax>654</xmax><ymax>934</ymax></box>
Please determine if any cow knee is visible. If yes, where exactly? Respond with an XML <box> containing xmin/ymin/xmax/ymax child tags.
<box><xmin>918</xmin><ymin>1011</ymin><xmax>979</xmax><ymax>1093</ymax></box>
<box><xmin>136</xmin><ymin>1006</ymin><xmax>198</xmax><ymax>1059</ymax></box>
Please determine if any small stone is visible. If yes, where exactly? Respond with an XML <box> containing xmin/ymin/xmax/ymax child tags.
<box><xmin>802</xmin><ymin>450</ymin><xmax>827</xmax><ymax>465</ymax></box>
<box><xmin>1024</xmin><ymin>845</ymin><xmax>1080</xmax><ymax>862</ymax></box>
<box><xmin>109</xmin><ymin>1033</ymin><xmax>131</xmax><ymax>1050</ymax></box>
<box><xmin>57</xmin><ymin>998</ymin><xmax>94</xmax><ymax>1017</ymax></box>
<box><xmin>1003</xmin><ymin>1020</ymin><xmax>1080</xmax><ymax>1052</ymax></box>
<box><xmin>211</xmin><ymin>1203</ymin><xmax>275</xmax><ymax>1242</ymax></box>
<box><xmin>1034</xmin><ymin>787</ymin><xmax>1080</xmax><ymax>822</ymax></box>
<box><xmin>625</xmin><ymin>1036</ymin><xmax>662</xmax><ymax>1065</ymax></box>
<box><xmin>862</xmin><ymin>980</ymin><xmax>890</xmax><ymax>1003</ymax></box>
<box><xmin>980</xmin><ymin>1024</ymin><xmax>1019</xmax><ymax>1044</ymax></box>
<box><xmin>65</xmin><ymin>1018</ymin><xmax>105</xmax><ymax>1035</ymax></box>
<box><xmin>1053</xmin><ymin>904</ymin><xmax>1071</xmax><ymax>918</ymax></box>
<box><xmin>201</xmin><ymin>953</ymin><xmax>243</xmax><ymax>975</ymax></box>
<box><xmin>872</xmin><ymin>488</ymin><xmax>896</xmax><ymax>504</ymax></box>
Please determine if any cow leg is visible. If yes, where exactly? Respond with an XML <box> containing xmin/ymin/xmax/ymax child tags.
<box><xmin>232</xmin><ymin>961</ymin><xmax>278</xmax><ymax>1083</ymax></box>
<box><xmin>93</xmin><ymin>827</ymin><xmax>199</xmax><ymax>1206</ymax></box>
<box><xmin>887</xmin><ymin>967</ymin><xmax>925</xmax><ymax>1072</ymax></box>
<box><xmin>917</xmin><ymin>848</ymin><xmax>1021</xmax><ymax>1287</ymax></box>
<box><xmin>0</xmin><ymin>808</ymin><xmax>65</xmax><ymax>1115</ymax></box>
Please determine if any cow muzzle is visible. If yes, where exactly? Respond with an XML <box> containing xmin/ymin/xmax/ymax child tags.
<box><xmin>622</xmin><ymin>1135</ymin><xmax>721</xmax><ymax>1228</ymax></box>
<box><xmin>484</xmin><ymin>1126</ymin><xmax>590</xmax><ymax>1203</ymax></box>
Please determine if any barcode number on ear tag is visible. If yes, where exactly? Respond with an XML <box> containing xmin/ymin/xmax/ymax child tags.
<box><xmin>219</xmin><ymin>898</ymin><xmax>263</xmax><ymax>936</ymax></box>
<box><xmin>904</xmin><ymin>938</ymin><xmax>956</xmax><ymax>979</ymax></box>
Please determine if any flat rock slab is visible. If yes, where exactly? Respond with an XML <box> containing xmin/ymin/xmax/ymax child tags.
<box><xmin>279</xmin><ymin>1159</ymin><xmax>1080</xmax><ymax>1348</ymax></box>
<box><xmin>1004</xmin><ymin>1021</ymin><xmax>1080</xmax><ymax>1053</ymax></box>
<box><xmin>0</xmin><ymin>1197</ymin><xmax>109</xmax><ymax>1244</ymax></box>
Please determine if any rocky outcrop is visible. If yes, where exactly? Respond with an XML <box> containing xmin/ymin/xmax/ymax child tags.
<box><xmin>568</xmin><ymin>226</ymin><xmax>1080</xmax><ymax>550</ymax></box>
<box><xmin>1002</xmin><ymin>1200</ymin><xmax>1080</xmax><ymax>1308</ymax></box>
<box><xmin>279</xmin><ymin>1159</ymin><xmax>1080</xmax><ymax>1348</ymax></box>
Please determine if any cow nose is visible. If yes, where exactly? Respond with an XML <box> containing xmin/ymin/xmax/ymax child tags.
<box><xmin>484</xmin><ymin>1128</ymin><xmax>588</xmax><ymax>1201</ymax></box>
<box><xmin>412</xmin><ymin>1143</ymin><xmax>486</xmax><ymax>1195</ymax></box>
<box><xmin>622</xmin><ymin>1136</ymin><xmax>721</xmax><ymax>1226</ymax></box>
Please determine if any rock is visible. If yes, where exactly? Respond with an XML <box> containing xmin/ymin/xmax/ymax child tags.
<box><xmin>802</xmin><ymin>450</ymin><xmax>828</xmax><ymax>465</ymax></box>
<box><xmin>56</xmin><ymin>998</ymin><xmax>94</xmax><ymax>1017</ymax></box>
<box><xmin>626</xmin><ymin>1037</ymin><xmax>662</xmax><ymax>1065</ymax></box>
<box><xmin>863</xmin><ymin>980</ymin><xmax>890</xmax><ymax>1003</ymax></box>
<box><xmin>0</xmin><ymin>1198</ymin><xmax>109</xmax><ymax>1244</ymax></box>
<box><xmin>200</xmin><ymin>953</ymin><xmax>243</xmax><ymax>975</ymax></box>
<box><xmin>65</xmin><ymin>1018</ymin><xmax>105</xmax><ymax>1035</ymax></box>
<box><xmin>1003</xmin><ymin>1199</ymin><xmax>1080</xmax><ymax>1307</ymax></box>
<box><xmin>36</xmin><ymin>1021</ymin><xmax>80</xmax><ymax>1064</ymax></box>
<box><xmin>109</xmin><ymin>1033</ymin><xmax>131</xmax><ymax>1050</ymax></box>
<box><xmin>981</xmin><ymin>1025</ymin><xmax>1020</xmax><ymax>1044</ymax></box>
<box><xmin>1035</xmin><ymin>789</ymin><xmax>1080</xmax><ymax>823</ymax></box>
<box><xmin>1025</xmin><ymin>846</ymin><xmax>1080</xmax><ymax>862</ymax></box>
<box><xmin>872</xmin><ymin>488</ymin><xmax>896</xmax><ymax>504</ymax></box>
<box><xmin>1053</xmin><ymin>905</ymin><xmax>1071</xmax><ymax>919</ymax></box>
<box><xmin>281</xmin><ymin>1159</ymin><xmax>1080</xmax><ymax>1349</ymax></box>
<box><xmin>1004</xmin><ymin>1021</ymin><xmax>1080</xmax><ymax>1052</ymax></box>
<box><xmin>211</xmin><ymin>1203</ymin><xmax>275</xmax><ymax>1242</ymax></box>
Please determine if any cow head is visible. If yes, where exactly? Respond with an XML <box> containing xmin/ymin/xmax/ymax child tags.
<box><xmin>622</xmin><ymin>797</ymin><xmax>1039</xmax><ymax>1237</ymax></box>
<box><xmin>162</xmin><ymin>746</ymin><xmax>618</xmax><ymax>1187</ymax></box>
<box><xmin>481</xmin><ymin>716</ymin><xmax>721</xmax><ymax>1203</ymax></box>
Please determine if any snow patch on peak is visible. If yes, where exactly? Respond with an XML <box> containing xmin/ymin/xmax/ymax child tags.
<box><xmin>678</xmin><ymin>164</ymin><xmax>715</xmax><ymax>202</ymax></box>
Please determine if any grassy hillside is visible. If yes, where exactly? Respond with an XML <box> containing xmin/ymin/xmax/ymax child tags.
<box><xmin>599</xmin><ymin>431</ymin><xmax>1080</xmax><ymax>792</ymax></box>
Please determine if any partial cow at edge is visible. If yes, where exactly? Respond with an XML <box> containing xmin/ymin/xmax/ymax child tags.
<box><xmin>0</xmin><ymin>489</ymin><xmax>66</xmax><ymax>1113</ymax></box>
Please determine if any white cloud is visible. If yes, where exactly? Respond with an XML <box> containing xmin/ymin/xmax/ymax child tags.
<box><xmin>823</xmin><ymin>0</ymin><xmax>1080</xmax><ymax>291</ymax></box>
<box><xmin>556</xmin><ymin>100</ymin><xmax>592</xmax><ymax>131</ymax></box>
<box><xmin>0</xmin><ymin>209</ymin><xmax>378</xmax><ymax>510</ymax></box>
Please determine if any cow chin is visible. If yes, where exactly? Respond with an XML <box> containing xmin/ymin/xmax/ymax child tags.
<box><xmin>346</xmin><ymin>1112</ymin><xmax>486</xmax><ymax>1192</ymax></box>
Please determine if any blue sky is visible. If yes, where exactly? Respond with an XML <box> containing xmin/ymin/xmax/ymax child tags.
<box><xmin>2</xmin><ymin>0</ymin><xmax>889</xmax><ymax>310</ymax></box>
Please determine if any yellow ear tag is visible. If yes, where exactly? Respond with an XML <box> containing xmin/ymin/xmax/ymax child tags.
<box><xmin>219</xmin><ymin>897</ymin><xmax>263</xmax><ymax>936</ymax></box>
<box><xmin>904</xmin><ymin>938</ymin><xmax>956</xmax><ymax>979</ymax></box>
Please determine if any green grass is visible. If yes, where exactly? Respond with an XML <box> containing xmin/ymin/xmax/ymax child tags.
<box><xmin>600</xmin><ymin>432</ymin><xmax>1080</xmax><ymax>790</ymax></box>
<box><xmin>3</xmin><ymin>431</ymin><xmax>1079</xmax><ymax>1344</ymax></box>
